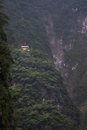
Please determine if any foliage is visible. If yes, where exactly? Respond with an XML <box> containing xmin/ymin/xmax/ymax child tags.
<box><xmin>3</xmin><ymin>0</ymin><xmax>87</xmax><ymax>129</ymax></box>
<box><xmin>3</xmin><ymin>0</ymin><xmax>87</xmax><ymax>107</ymax></box>
<box><xmin>0</xmin><ymin>1</ymin><xmax>13</xmax><ymax>129</ymax></box>
<box><xmin>3</xmin><ymin>0</ymin><xmax>87</xmax><ymax>45</ymax></box>
<box><xmin>11</xmin><ymin>49</ymin><xmax>80</xmax><ymax>130</ymax></box>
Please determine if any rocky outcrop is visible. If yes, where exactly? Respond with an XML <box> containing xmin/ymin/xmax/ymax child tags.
<box><xmin>44</xmin><ymin>14</ymin><xmax>64</xmax><ymax>71</ymax></box>
<box><xmin>44</xmin><ymin>13</ymin><xmax>87</xmax><ymax>106</ymax></box>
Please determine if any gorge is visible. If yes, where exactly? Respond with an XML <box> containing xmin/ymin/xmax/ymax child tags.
<box><xmin>3</xmin><ymin>0</ymin><xmax>87</xmax><ymax>129</ymax></box>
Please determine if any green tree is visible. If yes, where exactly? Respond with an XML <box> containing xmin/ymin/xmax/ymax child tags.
<box><xmin>11</xmin><ymin>49</ymin><xmax>80</xmax><ymax>130</ymax></box>
<box><xmin>0</xmin><ymin>0</ymin><xmax>13</xmax><ymax>129</ymax></box>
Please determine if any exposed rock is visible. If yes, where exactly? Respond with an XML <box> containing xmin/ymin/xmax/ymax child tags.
<box><xmin>44</xmin><ymin>14</ymin><xmax>64</xmax><ymax>71</ymax></box>
<box><xmin>81</xmin><ymin>16</ymin><xmax>87</xmax><ymax>34</ymax></box>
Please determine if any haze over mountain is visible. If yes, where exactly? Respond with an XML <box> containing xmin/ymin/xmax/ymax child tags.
<box><xmin>3</xmin><ymin>0</ymin><xmax>87</xmax><ymax>129</ymax></box>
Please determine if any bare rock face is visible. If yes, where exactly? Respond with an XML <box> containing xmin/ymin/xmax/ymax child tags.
<box><xmin>44</xmin><ymin>12</ymin><xmax>87</xmax><ymax>102</ymax></box>
<box><xmin>81</xmin><ymin>16</ymin><xmax>87</xmax><ymax>34</ymax></box>
<box><xmin>44</xmin><ymin>14</ymin><xmax>64</xmax><ymax>71</ymax></box>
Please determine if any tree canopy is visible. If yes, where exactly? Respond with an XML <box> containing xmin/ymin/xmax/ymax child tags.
<box><xmin>0</xmin><ymin>0</ymin><xmax>13</xmax><ymax>129</ymax></box>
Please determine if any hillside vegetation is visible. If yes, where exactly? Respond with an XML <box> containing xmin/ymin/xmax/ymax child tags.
<box><xmin>3</xmin><ymin>0</ymin><xmax>87</xmax><ymax>129</ymax></box>
<box><xmin>11</xmin><ymin>49</ymin><xmax>80</xmax><ymax>130</ymax></box>
<box><xmin>0</xmin><ymin>0</ymin><xmax>13</xmax><ymax>129</ymax></box>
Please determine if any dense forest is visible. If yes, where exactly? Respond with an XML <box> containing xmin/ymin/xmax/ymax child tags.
<box><xmin>0</xmin><ymin>0</ymin><xmax>13</xmax><ymax>129</ymax></box>
<box><xmin>1</xmin><ymin>0</ymin><xmax>87</xmax><ymax>129</ymax></box>
<box><xmin>11</xmin><ymin>49</ymin><xmax>80</xmax><ymax>129</ymax></box>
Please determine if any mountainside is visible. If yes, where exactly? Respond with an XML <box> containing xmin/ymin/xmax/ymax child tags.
<box><xmin>11</xmin><ymin>49</ymin><xmax>80</xmax><ymax>130</ymax></box>
<box><xmin>3</xmin><ymin>0</ymin><xmax>87</xmax><ymax>129</ymax></box>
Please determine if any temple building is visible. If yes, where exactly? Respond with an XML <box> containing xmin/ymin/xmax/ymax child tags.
<box><xmin>21</xmin><ymin>43</ymin><xmax>30</xmax><ymax>51</ymax></box>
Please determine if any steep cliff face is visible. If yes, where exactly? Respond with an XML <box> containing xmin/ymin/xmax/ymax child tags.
<box><xmin>3</xmin><ymin>0</ymin><xmax>87</xmax><ymax>129</ymax></box>
<box><xmin>44</xmin><ymin>14</ymin><xmax>64</xmax><ymax>71</ymax></box>
<box><xmin>44</xmin><ymin>12</ymin><xmax>87</xmax><ymax>94</ymax></box>
<box><xmin>44</xmin><ymin>12</ymin><xmax>87</xmax><ymax>129</ymax></box>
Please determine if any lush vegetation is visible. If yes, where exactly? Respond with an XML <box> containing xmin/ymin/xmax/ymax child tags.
<box><xmin>0</xmin><ymin>0</ymin><xmax>13</xmax><ymax>129</ymax></box>
<box><xmin>3</xmin><ymin>0</ymin><xmax>87</xmax><ymax>129</ymax></box>
<box><xmin>11</xmin><ymin>49</ymin><xmax>80</xmax><ymax>130</ymax></box>
<box><xmin>3</xmin><ymin>0</ymin><xmax>87</xmax><ymax>44</ymax></box>
<box><xmin>4</xmin><ymin>0</ymin><xmax>87</xmax><ymax>110</ymax></box>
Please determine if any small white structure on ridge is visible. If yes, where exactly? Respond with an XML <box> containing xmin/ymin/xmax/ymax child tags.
<box><xmin>21</xmin><ymin>43</ymin><xmax>30</xmax><ymax>51</ymax></box>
